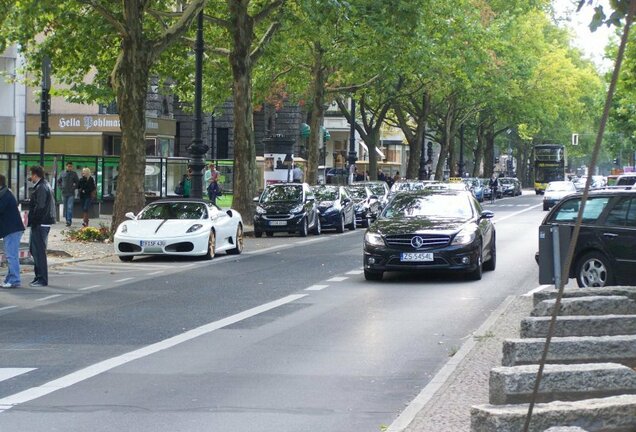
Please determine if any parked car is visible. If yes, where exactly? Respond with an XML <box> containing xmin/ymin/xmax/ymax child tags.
<box><xmin>615</xmin><ymin>173</ymin><xmax>636</xmax><ymax>188</ymax></box>
<box><xmin>114</xmin><ymin>199</ymin><xmax>244</xmax><ymax>261</ymax></box>
<box><xmin>352</xmin><ymin>180</ymin><xmax>390</xmax><ymax>210</ymax></box>
<box><xmin>543</xmin><ymin>180</ymin><xmax>577</xmax><ymax>211</ymax></box>
<box><xmin>536</xmin><ymin>189</ymin><xmax>636</xmax><ymax>287</ymax></box>
<box><xmin>498</xmin><ymin>177</ymin><xmax>522</xmax><ymax>196</ymax></box>
<box><xmin>253</xmin><ymin>183</ymin><xmax>321</xmax><ymax>237</ymax></box>
<box><xmin>312</xmin><ymin>185</ymin><xmax>356</xmax><ymax>232</ymax></box>
<box><xmin>363</xmin><ymin>190</ymin><xmax>496</xmax><ymax>281</ymax></box>
<box><xmin>325</xmin><ymin>168</ymin><xmax>349</xmax><ymax>184</ymax></box>
<box><xmin>347</xmin><ymin>184</ymin><xmax>381</xmax><ymax>227</ymax></box>
<box><xmin>463</xmin><ymin>178</ymin><xmax>485</xmax><ymax>202</ymax></box>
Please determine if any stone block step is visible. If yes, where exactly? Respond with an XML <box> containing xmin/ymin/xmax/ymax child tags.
<box><xmin>520</xmin><ymin>315</ymin><xmax>636</xmax><ymax>338</ymax></box>
<box><xmin>533</xmin><ymin>286</ymin><xmax>636</xmax><ymax>306</ymax></box>
<box><xmin>471</xmin><ymin>395</ymin><xmax>636</xmax><ymax>432</ymax></box>
<box><xmin>502</xmin><ymin>335</ymin><xmax>636</xmax><ymax>367</ymax></box>
<box><xmin>531</xmin><ymin>296</ymin><xmax>636</xmax><ymax>317</ymax></box>
<box><xmin>489</xmin><ymin>363</ymin><xmax>636</xmax><ymax>404</ymax></box>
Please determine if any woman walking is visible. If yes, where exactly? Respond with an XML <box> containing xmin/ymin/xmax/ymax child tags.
<box><xmin>78</xmin><ymin>167</ymin><xmax>96</xmax><ymax>227</ymax></box>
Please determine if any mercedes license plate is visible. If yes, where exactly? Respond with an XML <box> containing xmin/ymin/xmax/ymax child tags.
<box><xmin>269</xmin><ymin>220</ymin><xmax>287</xmax><ymax>226</ymax></box>
<box><xmin>401</xmin><ymin>252</ymin><xmax>433</xmax><ymax>262</ymax></box>
<box><xmin>141</xmin><ymin>240</ymin><xmax>166</xmax><ymax>247</ymax></box>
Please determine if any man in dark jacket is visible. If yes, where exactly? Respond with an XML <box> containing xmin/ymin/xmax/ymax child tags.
<box><xmin>27</xmin><ymin>166</ymin><xmax>56</xmax><ymax>287</ymax></box>
<box><xmin>0</xmin><ymin>174</ymin><xmax>25</xmax><ymax>288</ymax></box>
<box><xmin>58</xmin><ymin>162</ymin><xmax>79</xmax><ymax>227</ymax></box>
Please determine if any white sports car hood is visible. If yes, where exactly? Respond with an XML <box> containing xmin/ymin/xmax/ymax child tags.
<box><xmin>123</xmin><ymin>219</ymin><xmax>204</xmax><ymax>237</ymax></box>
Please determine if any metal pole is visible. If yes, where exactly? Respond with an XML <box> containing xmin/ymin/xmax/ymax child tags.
<box><xmin>39</xmin><ymin>55</ymin><xmax>51</xmax><ymax>166</ymax></box>
<box><xmin>347</xmin><ymin>97</ymin><xmax>357</xmax><ymax>168</ymax></box>
<box><xmin>188</xmin><ymin>11</ymin><xmax>208</xmax><ymax>199</ymax></box>
<box><xmin>458</xmin><ymin>124</ymin><xmax>465</xmax><ymax>177</ymax></box>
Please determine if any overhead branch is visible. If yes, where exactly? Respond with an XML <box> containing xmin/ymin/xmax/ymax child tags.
<box><xmin>326</xmin><ymin>75</ymin><xmax>379</xmax><ymax>94</ymax></box>
<box><xmin>81</xmin><ymin>0</ymin><xmax>126</xmax><ymax>35</ymax></box>
<box><xmin>202</xmin><ymin>12</ymin><xmax>231</xmax><ymax>29</ymax></box>
<box><xmin>151</xmin><ymin>0</ymin><xmax>207</xmax><ymax>58</ymax></box>
<box><xmin>250</xmin><ymin>21</ymin><xmax>281</xmax><ymax>63</ymax></box>
<box><xmin>253</xmin><ymin>0</ymin><xmax>286</xmax><ymax>25</ymax></box>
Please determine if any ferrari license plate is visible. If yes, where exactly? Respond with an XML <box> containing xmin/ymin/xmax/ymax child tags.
<box><xmin>269</xmin><ymin>220</ymin><xmax>287</xmax><ymax>226</ymax></box>
<box><xmin>141</xmin><ymin>240</ymin><xmax>166</xmax><ymax>247</ymax></box>
<box><xmin>401</xmin><ymin>252</ymin><xmax>433</xmax><ymax>262</ymax></box>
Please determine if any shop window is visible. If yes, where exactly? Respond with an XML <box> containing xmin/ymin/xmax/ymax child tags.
<box><xmin>146</xmin><ymin>138</ymin><xmax>157</xmax><ymax>156</ymax></box>
<box><xmin>103</xmin><ymin>135</ymin><xmax>121</xmax><ymax>156</ymax></box>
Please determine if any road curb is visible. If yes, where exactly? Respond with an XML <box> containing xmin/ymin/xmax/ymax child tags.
<box><xmin>386</xmin><ymin>295</ymin><xmax>517</xmax><ymax>432</ymax></box>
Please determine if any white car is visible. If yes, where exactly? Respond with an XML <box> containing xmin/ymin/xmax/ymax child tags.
<box><xmin>543</xmin><ymin>181</ymin><xmax>576</xmax><ymax>211</ymax></box>
<box><xmin>114</xmin><ymin>199</ymin><xmax>244</xmax><ymax>261</ymax></box>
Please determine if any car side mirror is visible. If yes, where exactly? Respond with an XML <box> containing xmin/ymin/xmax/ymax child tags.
<box><xmin>253</xmin><ymin>196</ymin><xmax>260</xmax><ymax>202</ymax></box>
<box><xmin>125</xmin><ymin>212</ymin><xmax>136</xmax><ymax>220</ymax></box>
<box><xmin>480</xmin><ymin>210</ymin><xmax>494</xmax><ymax>219</ymax></box>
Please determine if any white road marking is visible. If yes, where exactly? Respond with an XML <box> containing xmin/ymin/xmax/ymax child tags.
<box><xmin>346</xmin><ymin>270</ymin><xmax>363</xmax><ymax>275</ymax></box>
<box><xmin>147</xmin><ymin>271</ymin><xmax>164</xmax><ymax>276</ymax></box>
<box><xmin>305</xmin><ymin>284</ymin><xmax>329</xmax><ymax>291</ymax></box>
<box><xmin>0</xmin><ymin>306</ymin><xmax>17</xmax><ymax>312</ymax></box>
<box><xmin>523</xmin><ymin>284</ymin><xmax>552</xmax><ymax>297</ymax></box>
<box><xmin>326</xmin><ymin>276</ymin><xmax>348</xmax><ymax>282</ymax></box>
<box><xmin>114</xmin><ymin>277</ymin><xmax>134</xmax><ymax>283</ymax></box>
<box><xmin>0</xmin><ymin>368</ymin><xmax>35</xmax><ymax>383</ymax></box>
<box><xmin>0</xmin><ymin>294</ymin><xmax>307</xmax><ymax>413</ymax></box>
<box><xmin>35</xmin><ymin>295</ymin><xmax>61</xmax><ymax>302</ymax></box>
<box><xmin>493</xmin><ymin>203</ymin><xmax>543</xmax><ymax>224</ymax></box>
<box><xmin>78</xmin><ymin>285</ymin><xmax>102</xmax><ymax>291</ymax></box>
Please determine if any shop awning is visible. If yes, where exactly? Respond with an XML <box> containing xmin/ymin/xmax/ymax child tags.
<box><xmin>359</xmin><ymin>142</ymin><xmax>385</xmax><ymax>159</ymax></box>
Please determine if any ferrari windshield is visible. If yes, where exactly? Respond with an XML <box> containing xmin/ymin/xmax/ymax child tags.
<box><xmin>138</xmin><ymin>202</ymin><xmax>208</xmax><ymax>220</ymax></box>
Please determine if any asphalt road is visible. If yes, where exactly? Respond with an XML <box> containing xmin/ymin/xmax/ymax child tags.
<box><xmin>0</xmin><ymin>193</ymin><xmax>547</xmax><ymax>432</ymax></box>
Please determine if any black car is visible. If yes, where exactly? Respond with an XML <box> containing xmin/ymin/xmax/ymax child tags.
<box><xmin>536</xmin><ymin>189</ymin><xmax>636</xmax><ymax>287</ymax></box>
<box><xmin>346</xmin><ymin>184</ymin><xmax>381</xmax><ymax>227</ymax></box>
<box><xmin>363</xmin><ymin>190</ymin><xmax>496</xmax><ymax>281</ymax></box>
<box><xmin>352</xmin><ymin>181</ymin><xmax>391</xmax><ymax>209</ymax></box>
<box><xmin>312</xmin><ymin>185</ymin><xmax>356</xmax><ymax>232</ymax></box>
<box><xmin>253</xmin><ymin>183</ymin><xmax>321</xmax><ymax>237</ymax></box>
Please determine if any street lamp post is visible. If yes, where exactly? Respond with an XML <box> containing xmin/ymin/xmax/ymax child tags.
<box><xmin>188</xmin><ymin>12</ymin><xmax>209</xmax><ymax>199</ymax></box>
<box><xmin>39</xmin><ymin>55</ymin><xmax>52</xmax><ymax>166</ymax></box>
<box><xmin>347</xmin><ymin>97</ymin><xmax>357</xmax><ymax>169</ymax></box>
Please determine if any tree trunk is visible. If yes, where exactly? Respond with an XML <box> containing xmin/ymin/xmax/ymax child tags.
<box><xmin>483</xmin><ymin>123</ymin><xmax>495</xmax><ymax>178</ymax></box>
<box><xmin>448</xmin><ymin>134</ymin><xmax>457</xmax><ymax>177</ymax></box>
<box><xmin>306</xmin><ymin>44</ymin><xmax>326</xmax><ymax>185</ymax></box>
<box><xmin>472</xmin><ymin>127</ymin><xmax>484</xmax><ymax>177</ymax></box>
<box><xmin>366</xmin><ymin>129</ymin><xmax>379</xmax><ymax>180</ymax></box>
<box><xmin>110</xmin><ymin>39</ymin><xmax>150</xmax><ymax>233</ymax></box>
<box><xmin>229</xmin><ymin>1</ymin><xmax>256</xmax><ymax>220</ymax></box>
<box><xmin>406</xmin><ymin>123</ymin><xmax>424</xmax><ymax>179</ymax></box>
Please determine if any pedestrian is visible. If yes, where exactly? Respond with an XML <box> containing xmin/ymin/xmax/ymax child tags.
<box><xmin>78</xmin><ymin>167</ymin><xmax>96</xmax><ymax>227</ymax></box>
<box><xmin>205</xmin><ymin>163</ymin><xmax>220</xmax><ymax>205</ymax></box>
<box><xmin>292</xmin><ymin>164</ymin><xmax>303</xmax><ymax>182</ymax></box>
<box><xmin>27</xmin><ymin>165</ymin><xmax>56</xmax><ymax>287</ymax></box>
<box><xmin>378</xmin><ymin>169</ymin><xmax>386</xmax><ymax>182</ymax></box>
<box><xmin>0</xmin><ymin>174</ymin><xmax>25</xmax><ymax>288</ymax></box>
<box><xmin>58</xmin><ymin>162</ymin><xmax>79</xmax><ymax>227</ymax></box>
<box><xmin>393</xmin><ymin>171</ymin><xmax>401</xmax><ymax>183</ymax></box>
<box><xmin>489</xmin><ymin>173</ymin><xmax>499</xmax><ymax>204</ymax></box>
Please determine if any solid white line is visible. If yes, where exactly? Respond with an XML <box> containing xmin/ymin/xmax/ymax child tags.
<box><xmin>35</xmin><ymin>295</ymin><xmax>61</xmax><ymax>302</ymax></box>
<box><xmin>385</xmin><ymin>296</ymin><xmax>516</xmax><ymax>432</ymax></box>
<box><xmin>305</xmin><ymin>284</ymin><xmax>329</xmax><ymax>291</ymax></box>
<box><xmin>0</xmin><ymin>294</ymin><xmax>307</xmax><ymax>412</ymax></box>
<box><xmin>346</xmin><ymin>270</ymin><xmax>363</xmax><ymax>275</ymax></box>
<box><xmin>147</xmin><ymin>271</ymin><xmax>164</xmax><ymax>276</ymax></box>
<box><xmin>114</xmin><ymin>277</ymin><xmax>134</xmax><ymax>283</ymax></box>
<box><xmin>326</xmin><ymin>276</ymin><xmax>348</xmax><ymax>282</ymax></box>
<box><xmin>0</xmin><ymin>368</ymin><xmax>35</xmax><ymax>383</ymax></box>
<box><xmin>523</xmin><ymin>284</ymin><xmax>552</xmax><ymax>297</ymax></box>
<box><xmin>0</xmin><ymin>306</ymin><xmax>17</xmax><ymax>312</ymax></box>
<box><xmin>78</xmin><ymin>285</ymin><xmax>102</xmax><ymax>291</ymax></box>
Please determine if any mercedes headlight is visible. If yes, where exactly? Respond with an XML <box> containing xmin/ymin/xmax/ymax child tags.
<box><xmin>364</xmin><ymin>231</ymin><xmax>384</xmax><ymax>247</ymax></box>
<box><xmin>256</xmin><ymin>206</ymin><xmax>266</xmax><ymax>214</ymax></box>
<box><xmin>451</xmin><ymin>226</ymin><xmax>477</xmax><ymax>245</ymax></box>
<box><xmin>186</xmin><ymin>224</ymin><xmax>204</xmax><ymax>233</ymax></box>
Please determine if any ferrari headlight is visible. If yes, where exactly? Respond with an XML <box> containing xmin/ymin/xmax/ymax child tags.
<box><xmin>256</xmin><ymin>206</ymin><xmax>266</xmax><ymax>214</ymax></box>
<box><xmin>186</xmin><ymin>224</ymin><xmax>204</xmax><ymax>233</ymax></box>
<box><xmin>290</xmin><ymin>204</ymin><xmax>304</xmax><ymax>214</ymax></box>
<box><xmin>451</xmin><ymin>226</ymin><xmax>477</xmax><ymax>246</ymax></box>
<box><xmin>364</xmin><ymin>231</ymin><xmax>384</xmax><ymax>247</ymax></box>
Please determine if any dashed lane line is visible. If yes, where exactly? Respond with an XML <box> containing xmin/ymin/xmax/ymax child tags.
<box><xmin>35</xmin><ymin>295</ymin><xmax>61</xmax><ymax>302</ymax></box>
<box><xmin>326</xmin><ymin>276</ymin><xmax>348</xmax><ymax>282</ymax></box>
<box><xmin>78</xmin><ymin>285</ymin><xmax>102</xmax><ymax>291</ymax></box>
<box><xmin>114</xmin><ymin>277</ymin><xmax>134</xmax><ymax>283</ymax></box>
<box><xmin>305</xmin><ymin>285</ymin><xmax>329</xmax><ymax>291</ymax></box>
<box><xmin>0</xmin><ymin>368</ymin><xmax>35</xmax><ymax>383</ymax></box>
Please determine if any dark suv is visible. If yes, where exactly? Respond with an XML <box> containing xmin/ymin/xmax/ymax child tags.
<box><xmin>536</xmin><ymin>189</ymin><xmax>636</xmax><ymax>287</ymax></box>
<box><xmin>253</xmin><ymin>183</ymin><xmax>321</xmax><ymax>237</ymax></box>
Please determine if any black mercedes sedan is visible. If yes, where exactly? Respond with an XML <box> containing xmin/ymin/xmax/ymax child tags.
<box><xmin>363</xmin><ymin>190</ymin><xmax>496</xmax><ymax>281</ymax></box>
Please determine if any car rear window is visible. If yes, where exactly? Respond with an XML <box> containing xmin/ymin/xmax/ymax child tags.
<box><xmin>617</xmin><ymin>176</ymin><xmax>636</xmax><ymax>186</ymax></box>
<box><xmin>552</xmin><ymin>197</ymin><xmax>610</xmax><ymax>223</ymax></box>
